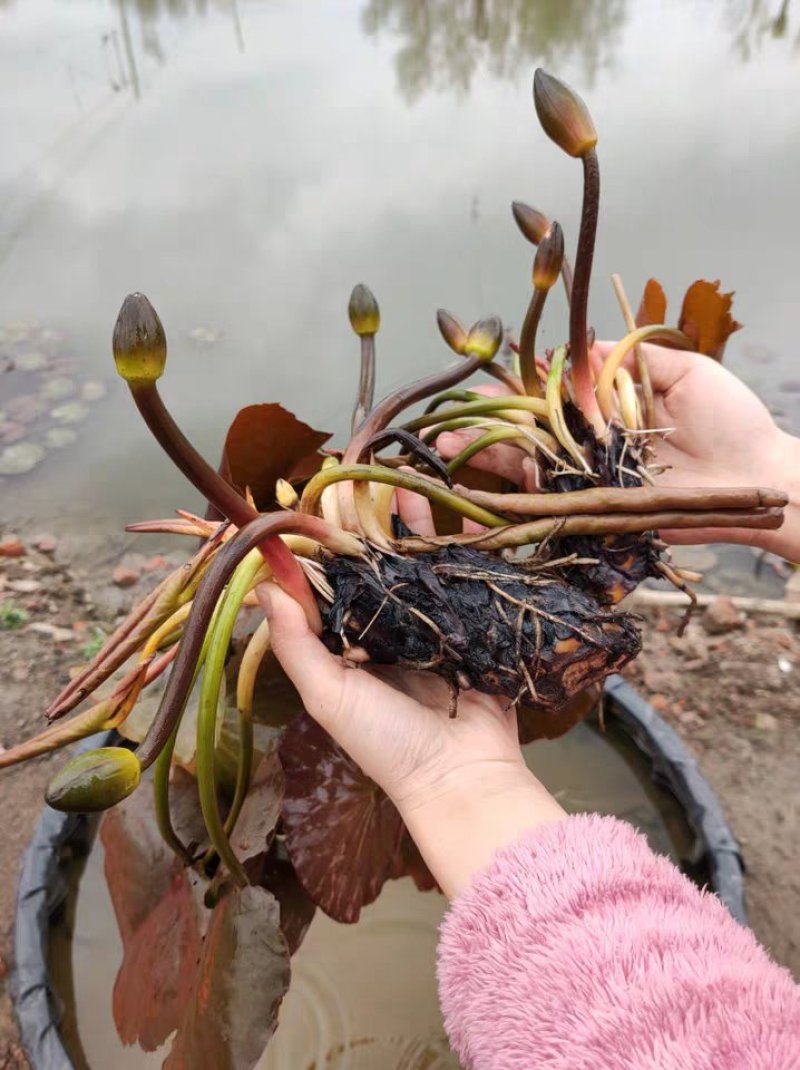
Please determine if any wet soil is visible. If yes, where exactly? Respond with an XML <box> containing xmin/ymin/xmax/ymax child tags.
<box><xmin>0</xmin><ymin>535</ymin><xmax>798</xmax><ymax>1066</ymax></box>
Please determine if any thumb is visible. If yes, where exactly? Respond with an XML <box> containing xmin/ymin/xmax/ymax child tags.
<box><xmin>256</xmin><ymin>582</ymin><xmax>345</xmax><ymax>729</ymax></box>
<box><xmin>592</xmin><ymin>339</ymin><xmax>699</xmax><ymax>394</ymax></box>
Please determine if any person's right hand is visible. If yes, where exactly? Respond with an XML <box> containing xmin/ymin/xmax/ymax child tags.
<box><xmin>436</xmin><ymin>343</ymin><xmax>800</xmax><ymax>561</ymax></box>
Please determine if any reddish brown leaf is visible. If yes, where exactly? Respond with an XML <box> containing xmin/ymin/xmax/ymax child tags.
<box><xmin>635</xmin><ymin>278</ymin><xmax>667</xmax><ymax>328</ymax></box>
<box><xmin>100</xmin><ymin>789</ymin><xmax>202</xmax><ymax>1051</ymax></box>
<box><xmin>113</xmin><ymin>871</ymin><xmax>202</xmax><ymax>1051</ymax></box>
<box><xmin>678</xmin><ymin>279</ymin><xmax>742</xmax><ymax>360</ymax></box>
<box><xmin>231</xmin><ymin>742</ymin><xmax>285</xmax><ymax>865</ymax></box>
<box><xmin>517</xmin><ymin>684</ymin><xmax>601</xmax><ymax>744</ymax></box>
<box><xmin>220</xmin><ymin>403</ymin><xmax>330</xmax><ymax>510</ymax></box>
<box><xmin>162</xmin><ymin>885</ymin><xmax>290</xmax><ymax>1070</ymax></box>
<box><xmin>259</xmin><ymin>850</ymin><xmax>317</xmax><ymax>955</ymax></box>
<box><xmin>280</xmin><ymin>712</ymin><xmax>405</xmax><ymax>923</ymax></box>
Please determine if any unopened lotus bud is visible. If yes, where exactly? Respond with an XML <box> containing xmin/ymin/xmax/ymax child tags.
<box><xmin>112</xmin><ymin>293</ymin><xmax>167</xmax><ymax>385</ymax></box>
<box><xmin>533</xmin><ymin>69</ymin><xmax>597</xmax><ymax>159</ymax></box>
<box><xmin>348</xmin><ymin>283</ymin><xmax>380</xmax><ymax>336</ymax></box>
<box><xmin>276</xmin><ymin>478</ymin><xmax>298</xmax><ymax>509</ymax></box>
<box><xmin>436</xmin><ymin>309</ymin><xmax>469</xmax><ymax>355</ymax></box>
<box><xmin>464</xmin><ymin>315</ymin><xmax>503</xmax><ymax>362</ymax></box>
<box><xmin>511</xmin><ymin>202</ymin><xmax>551</xmax><ymax>246</ymax></box>
<box><xmin>45</xmin><ymin>746</ymin><xmax>141</xmax><ymax>812</ymax></box>
<box><xmin>533</xmin><ymin>220</ymin><xmax>565</xmax><ymax>291</ymax></box>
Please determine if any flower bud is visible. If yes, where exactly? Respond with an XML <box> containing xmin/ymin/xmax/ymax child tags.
<box><xmin>464</xmin><ymin>315</ymin><xmax>503</xmax><ymax>362</ymax></box>
<box><xmin>276</xmin><ymin>478</ymin><xmax>299</xmax><ymax>509</ymax></box>
<box><xmin>511</xmin><ymin>202</ymin><xmax>551</xmax><ymax>246</ymax></box>
<box><xmin>533</xmin><ymin>220</ymin><xmax>565</xmax><ymax>291</ymax></box>
<box><xmin>348</xmin><ymin>283</ymin><xmax>380</xmax><ymax>336</ymax></box>
<box><xmin>436</xmin><ymin>309</ymin><xmax>469</xmax><ymax>355</ymax></box>
<box><xmin>45</xmin><ymin>746</ymin><xmax>141</xmax><ymax>812</ymax></box>
<box><xmin>112</xmin><ymin>293</ymin><xmax>167</xmax><ymax>385</ymax></box>
<box><xmin>533</xmin><ymin>69</ymin><xmax>597</xmax><ymax>159</ymax></box>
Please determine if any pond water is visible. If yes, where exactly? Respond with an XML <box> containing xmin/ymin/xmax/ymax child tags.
<box><xmin>1</xmin><ymin>0</ymin><xmax>799</xmax><ymax>559</ymax></box>
<box><xmin>49</xmin><ymin>716</ymin><xmax>695</xmax><ymax>1070</ymax></box>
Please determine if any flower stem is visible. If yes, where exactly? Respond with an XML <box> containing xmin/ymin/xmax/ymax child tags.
<box><xmin>300</xmin><ymin>464</ymin><xmax>507</xmax><ymax>528</ymax></box>
<box><xmin>518</xmin><ymin>289</ymin><xmax>547</xmax><ymax>397</ymax></box>
<box><xmin>352</xmin><ymin>334</ymin><xmax>376</xmax><ymax>433</ymax></box>
<box><xmin>569</xmin><ymin>149</ymin><xmax>604</xmax><ymax>433</ymax></box>
<box><xmin>595</xmin><ymin>325</ymin><xmax>692</xmax><ymax>421</ymax></box>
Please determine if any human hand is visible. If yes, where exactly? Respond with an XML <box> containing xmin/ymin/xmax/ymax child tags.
<box><xmin>259</xmin><ymin>562</ymin><xmax>564</xmax><ymax>899</ymax></box>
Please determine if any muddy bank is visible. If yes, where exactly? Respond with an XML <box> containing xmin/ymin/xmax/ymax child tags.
<box><xmin>0</xmin><ymin>534</ymin><xmax>798</xmax><ymax>1067</ymax></box>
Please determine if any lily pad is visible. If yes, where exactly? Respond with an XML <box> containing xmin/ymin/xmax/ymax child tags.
<box><xmin>40</xmin><ymin>376</ymin><xmax>77</xmax><ymax>401</ymax></box>
<box><xmin>15</xmin><ymin>350</ymin><xmax>50</xmax><ymax>372</ymax></box>
<box><xmin>81</xmin><ymin>379</ymin><xmax>108</xmax><ymax>402</ymax></box>
<box><xmin>45</xmin><ymin>427</ymin><xmax>78</xmax><ymax>448</ymax></box>
<box><xmin>50</xmin><ymin>400</ymin><xmax>90</xmax><ymax>424</ymax></box>
<box><xmin>280</xmin><ymin>712</ymin><xmax>404</xmax><ymax>923</ymax></box>
<box><xmin>0</xmin><ymin>441</ymin><xmax>46</xmax><ymax>474</ymax></box>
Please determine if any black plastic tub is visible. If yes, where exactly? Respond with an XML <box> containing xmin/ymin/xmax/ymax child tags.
<box><xmin>12</xmin><ymin>677</ymin><xmax>746</xmax><ymax>1070</ymax></box>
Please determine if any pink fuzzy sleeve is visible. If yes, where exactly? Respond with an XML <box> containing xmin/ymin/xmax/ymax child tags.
<box><xmin>437</xmin><ymin>814</ymin><xmax>800</xmax><ymax>1069</ymax></box>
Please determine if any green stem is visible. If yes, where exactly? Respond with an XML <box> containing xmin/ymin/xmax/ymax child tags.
<box><xmin>300</xmin><ymin>464</ymin><xmax>507</xmax><ymax>528</ymax></box>
<box><xmin>546</xmin><ymin>346</ymin><xmax>592</xmax><ymax>473</ymax></box>
<box><xmin>518</xmin><ymin>288</ymin><xmax>547</xmax><ymax>397</ymax></box>
<box><xmin>421</xmin><ymin>416</ymin><xmax>504</xmax><ymax>445</ymax></box>
<box><xmin>446</xmin><ymin>426</ymin><xmax>537</xmax><ymax>477</ymax></box>
<box><xmin>403</xmin><ymin>395</ymin><xmax>549</xmax><ymax>433</ymax></box>
<box><xmin>196</xmin><ymin>549</ymin><xmax>264</xmax><ymax>887</ymax></box>
<box><xmin>423</xmin><ymin>389</ymin><xmax>484</xmax><ymax>415</ymax></box>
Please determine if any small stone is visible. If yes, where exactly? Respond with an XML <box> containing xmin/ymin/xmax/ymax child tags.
<box><xmin>27</xmin><ymin>621</ymin><xmax>75</xmax><ymax>642</ymax></box>
<box><xmin>44</xmin><ymin>427</ymin><xmax>77</xmax><ymax>449</ymax></box>
<box><xmin>754</xmin><ymin>711</ymin><xmax>779</xmax><ymax>732</ymax></box>
<box><xmin>80</xmin><ymin>380</ymin><xmax>108</xmax><ymax>402</ymax></box>
<box><xmin>142</xmin><ymin>555</ymin><xmax>169</xmax><ymax>572</ymax></box>
<box><xmin>0</xmin><ymin>536</ymin><xmax>25</xmax><ymax>557</ymax></box>
<box><xmin>112</xmin><ymin>565</ymin><xmax>139</xmax><ymax>588</ymax></box>
<box><xmin>50</xmin><ymin>400</ymin><xmax>90</xmax><ymax>424</ymax></box>
<box><xmin>32</xmin><ymin>534</ymin><xmax>57</xmax><ymax>553</ymax></box>
<box><xmin>7</xmin><ymin>579</ymin><xmax>41</xmax><ymax>593</ymax></box>
<box><xmin>701</xmin><ymin>596</ymin><xmax>742</xmax><ymax>636</ymax></box>
<box><xmin>649</xmin><ymin>693</ymin><xmax>669</xmax><ymax>713</ymax></box>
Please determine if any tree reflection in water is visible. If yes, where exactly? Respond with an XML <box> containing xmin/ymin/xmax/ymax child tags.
<box><xmin>360</xmin><ymin>0</ymin><xmax>627</xmax><ymax>102</ymax></box>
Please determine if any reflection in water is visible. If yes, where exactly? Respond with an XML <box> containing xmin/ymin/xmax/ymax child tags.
<box><xmin>726</xmin><ymin>0</ymin><xmax>799</xmax><ymax>61</ymax></box>
<box><xmin>360</xmin><ymin>0</ymin><xmax>627</xmax><ymax>102</ymax></box>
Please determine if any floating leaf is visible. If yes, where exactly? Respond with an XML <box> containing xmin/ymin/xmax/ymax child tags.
<box><xmin>517</xmin><ymin>683</ymin><xmax>601</xmax><ymax>744</ymax></box>
<box><xmin>220</xmin><ymin>403</ymin><xmax>330</xmax><ymax>511</ymax></box>
<box><xmin>163</xmin><ymin>885</ymin><xmax>290</xmax><ymax>1070</ymax></box>
<box><xmin>635</xmin><ymin>278</ymin><xmax>667</xmax><ymax>328</ymax></box>
<box><xmin>678</xmin><ymin>279</ymin><xmax>742</xmax><ymax>361</ymax></box>
<box><xmin>280</xmin><ymin>712</ymin><xmax>404</xmax><ymax>923</ymax></box>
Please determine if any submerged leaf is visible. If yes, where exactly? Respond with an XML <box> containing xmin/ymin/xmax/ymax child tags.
<box><xmin>231</xmin><ymin>742</ymin><xmax>285</xmax><ymax>865</ymax></box>
<box><xmin>635</xmin><ymin>278</ymin><xmax>667</xmax><ymax>328</ymax></box>
<box><xmin>678</xmin><ymin>279</ymin><xmax>742</xmax><ymax>360</ymax></box>
<box><xmin>220</xmin><ymin>403</ymin><xmax>330</xmax><ymax>510</ymax></box>
<box><xmin>280</xmin><ymin>712</ymin><xmax>404</xmax><ymax>923</ymax></box>
<box><xmin>258</xmin><ymin>849</ymin><xmax>317</xmax><ymax>956</ymax></box>
<box><xmin>163</xmin><ymin>885</ymin><xmax>290</xmax><ymax>1070</ymax></box>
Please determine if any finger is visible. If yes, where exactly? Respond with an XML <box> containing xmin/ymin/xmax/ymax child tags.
<box><xmin>591</xmin><ymin>339</ymin><xmax>700</xmax><ymax>394</ymax></box>
<box><xmin>436</xmin><ymin>431</ymin><xmax>527</xmax><ymax>484</ymax></box>
<box><xmin>396</xmin><ymin>465</ymin><xmax>436</xmax><ymax>535</ymax></box>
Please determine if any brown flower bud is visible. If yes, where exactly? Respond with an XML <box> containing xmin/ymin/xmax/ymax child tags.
<box><xmin>533</xmin><ymin>69</ymin><xmax>597</xmax><ymax>159</ymax></box>
<box><xmin>511</xmin><ymin>202</ymin><xmax>551</xmax><ymax>246</ymax></box>
<box><xmin>436</xmin><ymin>309</ymin><xmax>469</xmax><ymax>355</ymax></box>
<box><xmin>464</xmin><ymin>315</ymin><xmax>503</xmax><ymax>362</ymax></box>
<box><xmin>533</xmin><ymin>220</ymin><xmax>565</xmax><ymax>291</ymax></box>
<box><xmin>112</xmin><ymin>293</ymin><xmax>167</xmax><ymax>385</ymax></box>
<box><xmin>348</xmin><ymin>283</ymin><xmax>380</xmax><ymax>336</ymax></box>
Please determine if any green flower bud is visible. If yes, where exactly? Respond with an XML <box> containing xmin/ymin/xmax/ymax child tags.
<box><xmin>348</xmin><ymin>283</ymin><xmax>380</xmax><ymax>336</ymax></box>
<box><xmin>112</xmin><ymin>293</ymin><xmax>167</xmax><ymax>385</ymax></box>
<box><xmin>436</xmin><ymin>309</ymin><xmax>469</xmax><ymax>355</ymax></box>
<box><xmin>533</xmin><ymin>69</ymin><xmax>597</xmax><ymax>159</ymax></box>
<box><xmin>511</xmin><ymin>202</ymin><xmax>552</xmax><ymax>246</ymax></box>
<box><xmin>464</xmin><ymin>316</ymin><xmax>503</xmax><ymax>362</ymax></box>
<box><xmin>45</xmin><ymin>746</ymin><xmax>141</xmax><ymax>812</ymax></box>
<box><xmin>533</xmin><ymin>220</ymin><xmax>565</xmax><ymax>291</ymax></box>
